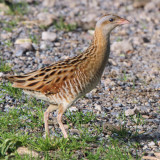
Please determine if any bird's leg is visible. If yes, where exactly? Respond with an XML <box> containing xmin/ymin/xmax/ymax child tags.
<box><xmin>57</xmin><ymin>104</ymin><xmax>68</xmax><ymax>138</ymax></box>
<box><xmin>44</xmin><ymin>104</ymin><xmax>58</xmax><ymax>137</ymax></box>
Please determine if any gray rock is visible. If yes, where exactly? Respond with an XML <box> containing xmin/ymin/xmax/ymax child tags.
<box><xmin>77</xmin><ymin>12</ymin><xmax>97</xmax><ymax>30</ymax></box>
<box><xmin>42</xmin><ymin>0</ymin><xmax>56</xmax><ymax>7</ymax></box>
<box><xmin>136</xmin><ymin>106</ymin><xmax>151</xmax><ymax>114</ymax></box>
<box><xmin>111</xmin><ymin>40</ymin><xmax>133</xmax><ymax>54</ymax></box>
<box><xmin>1</xmin><ymin>32</ymin><xmax>12</xmax><ymax>40</ymax></box>
<box><xmin>144</xmin><ymin>1</ymin><xmax>156</xmax><ymax>12</ymax></box>
<box><xmin>37</xmin><ymin>12</ymin><xmax>56</xmax><ymax>27</ymax></box>
<box><xmin>125</xmin><ymin>108</ymin><xmax>135</xmax><ymax>116</ymax></box>
<box><xmin>42</xmin><ymin>32</ymin><xmax>57</xmax><ymax>42</ymax></box>
<box><xmin>148</xmin><ymin>141</ymin><xmax>156</xmax><ymax>147</ymax></box>
<box><xmin>40</xmin><ymin>41</ymin><xmax>48</xmax><ymax>50</ymax></box>
<box><xmin>68</xmin><ymin>106</ymin><xmax>78</xmax><ymax>112</ymax></box>
<box><xmin>133</xmin><ymin>0</ymin><xmax>150</xmax><ymax>8</ymax></box>
<box><xmin>14</xmin><ymin>39</ymin><xmax>34</xmax><ymax>57</ymax></box>
<box><xmin>94</xmin><ymin>104</ymin><xmax>102</xmax><ymax>111</ymax></box>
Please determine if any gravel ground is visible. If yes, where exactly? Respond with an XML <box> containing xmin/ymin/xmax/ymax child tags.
<box><xmin>0</xmin><ymin>0</ymin><xmax>160</xmax><ymax>159</ymax></box>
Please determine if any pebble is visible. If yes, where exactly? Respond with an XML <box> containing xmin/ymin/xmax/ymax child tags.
<box><xmin>68</xmin><ymin>106</ymin><xmax>78</xmax><ymax>112</ymax></box>
<box><xmin>111</xmin><ymin>40</ymin><xmax>133</xmax><ymax>54</ymax></box>
<box><xmin>1</xmin><ymin>32</ymin><xmax>12</xmax><ymax>40</ymax></box>
<box><xmin>70</xmin><ymin>129</ymin><xmax>80</xmax><ymax>135</ymax></box>
<box><xmin>77</xmin><ymin>12</ymin><xmax>97</xmax><ymax>30</ymax></box>
<box><xmin>125</xmin><ymin>108</ymin><xmax>135</xmax><ymax>116</ymax></box>
<box><xmin>37</xmin><ymin>12</ymin><xmax>56</xmax><ymax>26</ymax></box>
<box><xmin>17</xmin><ymin>147</ymin><xmax>39</xmax><ymax>158</ymax></box>
<box><xmin>42</xmin><ymin>0</ymin><xmax>56</xmax><ymax>7</ymax></box>
<box><xmin>148</xmin><ymin>141</ymin><xmax>156</xmax><ymax>147</ymax></box>
<box><xmin>42</xmin><ymin>32</ymin><xmax>57</xmax><ymax>41</ymax></box>
<box><xmin>14</xmin><ymin>39</ymin><xmax>34</xmax><ymax>56</ymax></box>
<box><xmin>144</xmin><ymin>1</ymin><xmax>157</xmax><ymax>12</ymax></box>
<box><xmin>94</xmin><ymin>104</ymin><xmax>102</xmax><ymax>112</ymax></box>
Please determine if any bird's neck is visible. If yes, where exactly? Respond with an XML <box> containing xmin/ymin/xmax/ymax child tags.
<box><xmin>93</xmin><ymin>27</ymin><xmax>110</xmax><ymax>49</ymax></box>
<box><xmin>81</xmin><ymin>27</ymin><xmax>111</xmax><ymax>77</ymax></box>
<box><xmin>92</xmin><ymin>27</ymin><xmax>110</xmax><ymax>66</ymax></box>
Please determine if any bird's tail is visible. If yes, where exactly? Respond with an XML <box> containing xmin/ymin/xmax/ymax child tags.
<box><xmin>0</xmin><ymin>72</ymin><xmax>6</xmax><ymax>81</ymax></box>
<box><xmin>0</xmin><ymin>72</ymin><xmax>17</xmax><ymax>82</ymax></box>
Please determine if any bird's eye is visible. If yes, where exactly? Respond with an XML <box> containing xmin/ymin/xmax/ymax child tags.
<box><xmin>109</xmin><ymin>18</ymin><xmax>114</xmax><ymax>22</ymax></box>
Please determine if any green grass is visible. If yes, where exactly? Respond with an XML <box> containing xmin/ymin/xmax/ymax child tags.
<box><xmin>0</xmin><ymin>19</ymin><xmax>18</xmax><ymax>32</ymax></box>
<box><xmin>4</xmin><ymin>1</ymin><xmax>28</xmax><ymax>15</ymax></box>
<box><xmin>0</xmin><ymin>82</ymin><xmax>22</xmax><ymax>98</ymax></box>
<box><xmin>4</xmin><ymin>39</ymin><xmax>13</xmax><ymax>47</ymax></box>
<box><xmin>29</xmin><ymin>34</ymin><xmax>39</xmax><ymax>44</ymax></box>
<box><xmin>54</xmin><ymin>18</ymin><xmax>77</xmax><ymax>31</ymax></box>
<box><xmin>121</xmin><ymin>71</ymin><xmax>128</xmax><ymax>82</ymax></box>
<box><xmin>0</xmin><ymin>59</ymin><xmax>12</xmax><ymax>72</ymax></box>
<box><xmin>0</xmin><ymin>82</ymin><xmax>141</xmax><ymax>159</ymax></box>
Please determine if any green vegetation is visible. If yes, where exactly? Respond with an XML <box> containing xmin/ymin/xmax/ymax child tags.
<box><xmin>0</xmin><ymin>57</ymin><xmax>141</xmax><ymax>159</ymax></box>
<box><xmin>29</xmin><ymin>34</ymin><xmax>39</xmax><ymax>44</ymax></box>
<box><xmin>0</xmin><ymin>59</ymin><xmax>12</xmax><ymax>72</ymax></box>
<box><xmin>3</xmin><ymin>1</ymin><xmax>28</xmax><ymax>15</ymax></box>
<box><xmin>0</xmin><ymin>82</ymin><xmax>141</xmax><ymax>159</ymax></box>
<box><xmin>3</xmin><ymin>39</ymin><xmax>13</xmax><ymax>47</ymax></box>
<box><xmin>121</xmin><ymin>71</ymin><xmax>128</xmax><ymax>82</ymax></box>
<box><xmin>0</xmin><ymin>61</ymin><xmax>141</xmax><ymax>159</ymax></box>
<box><xmin>54</xmin><ymin>18</ymin><xmax>77</xmax><ymax>31</ymax></box>
<box><xmin>0</xmin><ymin>19</ymin><xmax>18</xmax><ymax>32</ymax></box>
<box><xmin>0</xmin><ymin>82</ymin><xmax>22</xmax><ymax>98</ymax></box>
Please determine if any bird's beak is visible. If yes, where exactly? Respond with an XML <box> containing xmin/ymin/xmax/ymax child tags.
<box><xmin>116</xmin><ymin>18</ymin><xmax>130</xmax><ymax>25</ymax></box>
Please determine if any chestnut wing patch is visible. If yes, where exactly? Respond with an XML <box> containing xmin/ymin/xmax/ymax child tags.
<box><xmin>8</xmin><ymin>64</ymin><xmax>77</xmax><ymax>96</ymax></box>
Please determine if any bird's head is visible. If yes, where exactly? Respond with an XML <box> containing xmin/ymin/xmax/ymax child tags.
<box><xmin>96</xmin><ymin>14</ymin><xmax>130</xmax><ymax>35</ymax></box>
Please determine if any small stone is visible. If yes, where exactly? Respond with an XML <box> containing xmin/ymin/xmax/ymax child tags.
<box><xmin>1</xmin><ymin>32</ymin><xmax>12</xmax><ymax>40</ymax></box>
<box><xmin>142</xmin><ymin>115</ymin><xmax>149</xmax><ymax>118</ymax></box>
<box><xmin>54</xmin><ymin>42</ymin><xmax>60</xmax><ymax>47</ymax></box>
<box><xmin>148</xmin><ymin>141</ymin><xmax>155</xmax><ymax>147</ymax></box>
<box><xmin>14</xmin><ymin>39</ymin><xmax>34</xmax><ymax>56</ymax></box>
<box><xmin>37</xmin><ymin>12</ymin><xmax>56</xmax><ymax>26</ymax></box>
<box><xmin>142</xmin><ymin>156</ymin><xmax>158</xmax><ymax>160</ymax></box>
<box><xmin>125</xmin><ymin>109</ymin><xmax>135</xmax><ymax>116</ymax></box>
<box><xmin>70</xmin><ymin>129</ymin><xmax>79</xmax><ymax>135</ymax></box>
<box><xmin>143</xmin><ymin>145</ymin><xmax>148</xmax><ymax>150</ymax></box>
<box><xmin>103</xmin><ymin>78</ymin><xmax>115</xmax><ymax>86</ymax></box>
<box><xmin>40</xmin><ymin>41</ymin><xmax>48</xmax><ymax>50</ymax></box>
<box><xmin>144</xmin><ymin>1</ymin><xmax>156</xmax><ymax>12</ymax></box>
<box><xmin>43</xmin><ymin>0</ymin><xmax>56</xmax><ymax>7</ymax></box>
<box><xmin>0</xmin><ymin>72</ymin><xmax>4</xmax><ymax>77</ymax></box>
<box><xmin>88</xmin><ymin>30</ymin><xmax>94</xmax><ymax>35</ymax></box>
<box><xmin>35</xmin><ymin>51</ymin><xmax>40</xmax><ymax>57</ymax></box>
<box><xmin>108</xmin><ymin>59</ymin><xmax>117</xmax><ymax>66</ymax></box>
<box><xmin>17</xmin><ymin>147</ymin><xmax>39</xmax><ymax>158</ymax></box>
<box><xmin>77</xmin><ymin>12</ymin><xmax>97</xmax><ymax>30</ymax></box>
<box><xmin>68</xmin><ymin>106</ymin><xmax>78</xmax><ymax>112</ymax></box>
<box><xmin>133</xmin><ymin>0</ymin><xmax>150</xmax><ymax>8</ymax></box>
<box><xmin>154</xmin><ymin>153</ymin><xmax>160</xmax><ymax>159</ymax></box>
<box><xmin>136</xmin><ymin>106</ymin><xmax>151</xmax><ymax>114</ymax></box>
<box><xmin>111</xmin><ymin>40</ymin><xmax>133</xmax><ymax>54</ymax></box>
<box><xmin>0</xmin><ymin>3</ymin><xmax>10</xmax><ymax>14</ymax></box>
<box><xmin>64</xmin><ymin>124</ymin><xmax>69</xmax><ymax>130</ymax></box>
<box><xmin>42</xmin><ymin>32</ymin><xmax>57</xmax><ymax>41</ymax></box>
<box><xmin>143</xmin><ymin>37</ymin><xmax>150</xmax><ymax>43</ymax></box>
<box><xmin>94</xmin><ymin>104</ymin><xmax>102</xmax><ymax>111</ymax></box>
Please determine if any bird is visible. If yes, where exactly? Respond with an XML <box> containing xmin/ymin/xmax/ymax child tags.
<box><xmin>0</xmin><ymin>14</ymin><xmax>129</xmax><ymax>138</ymax></box>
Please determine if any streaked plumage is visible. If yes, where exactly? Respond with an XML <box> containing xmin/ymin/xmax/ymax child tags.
<box><xmin>2</xmin><ymin>14</ymin><xmax>129</xmax><ymax>138</ymax></box>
